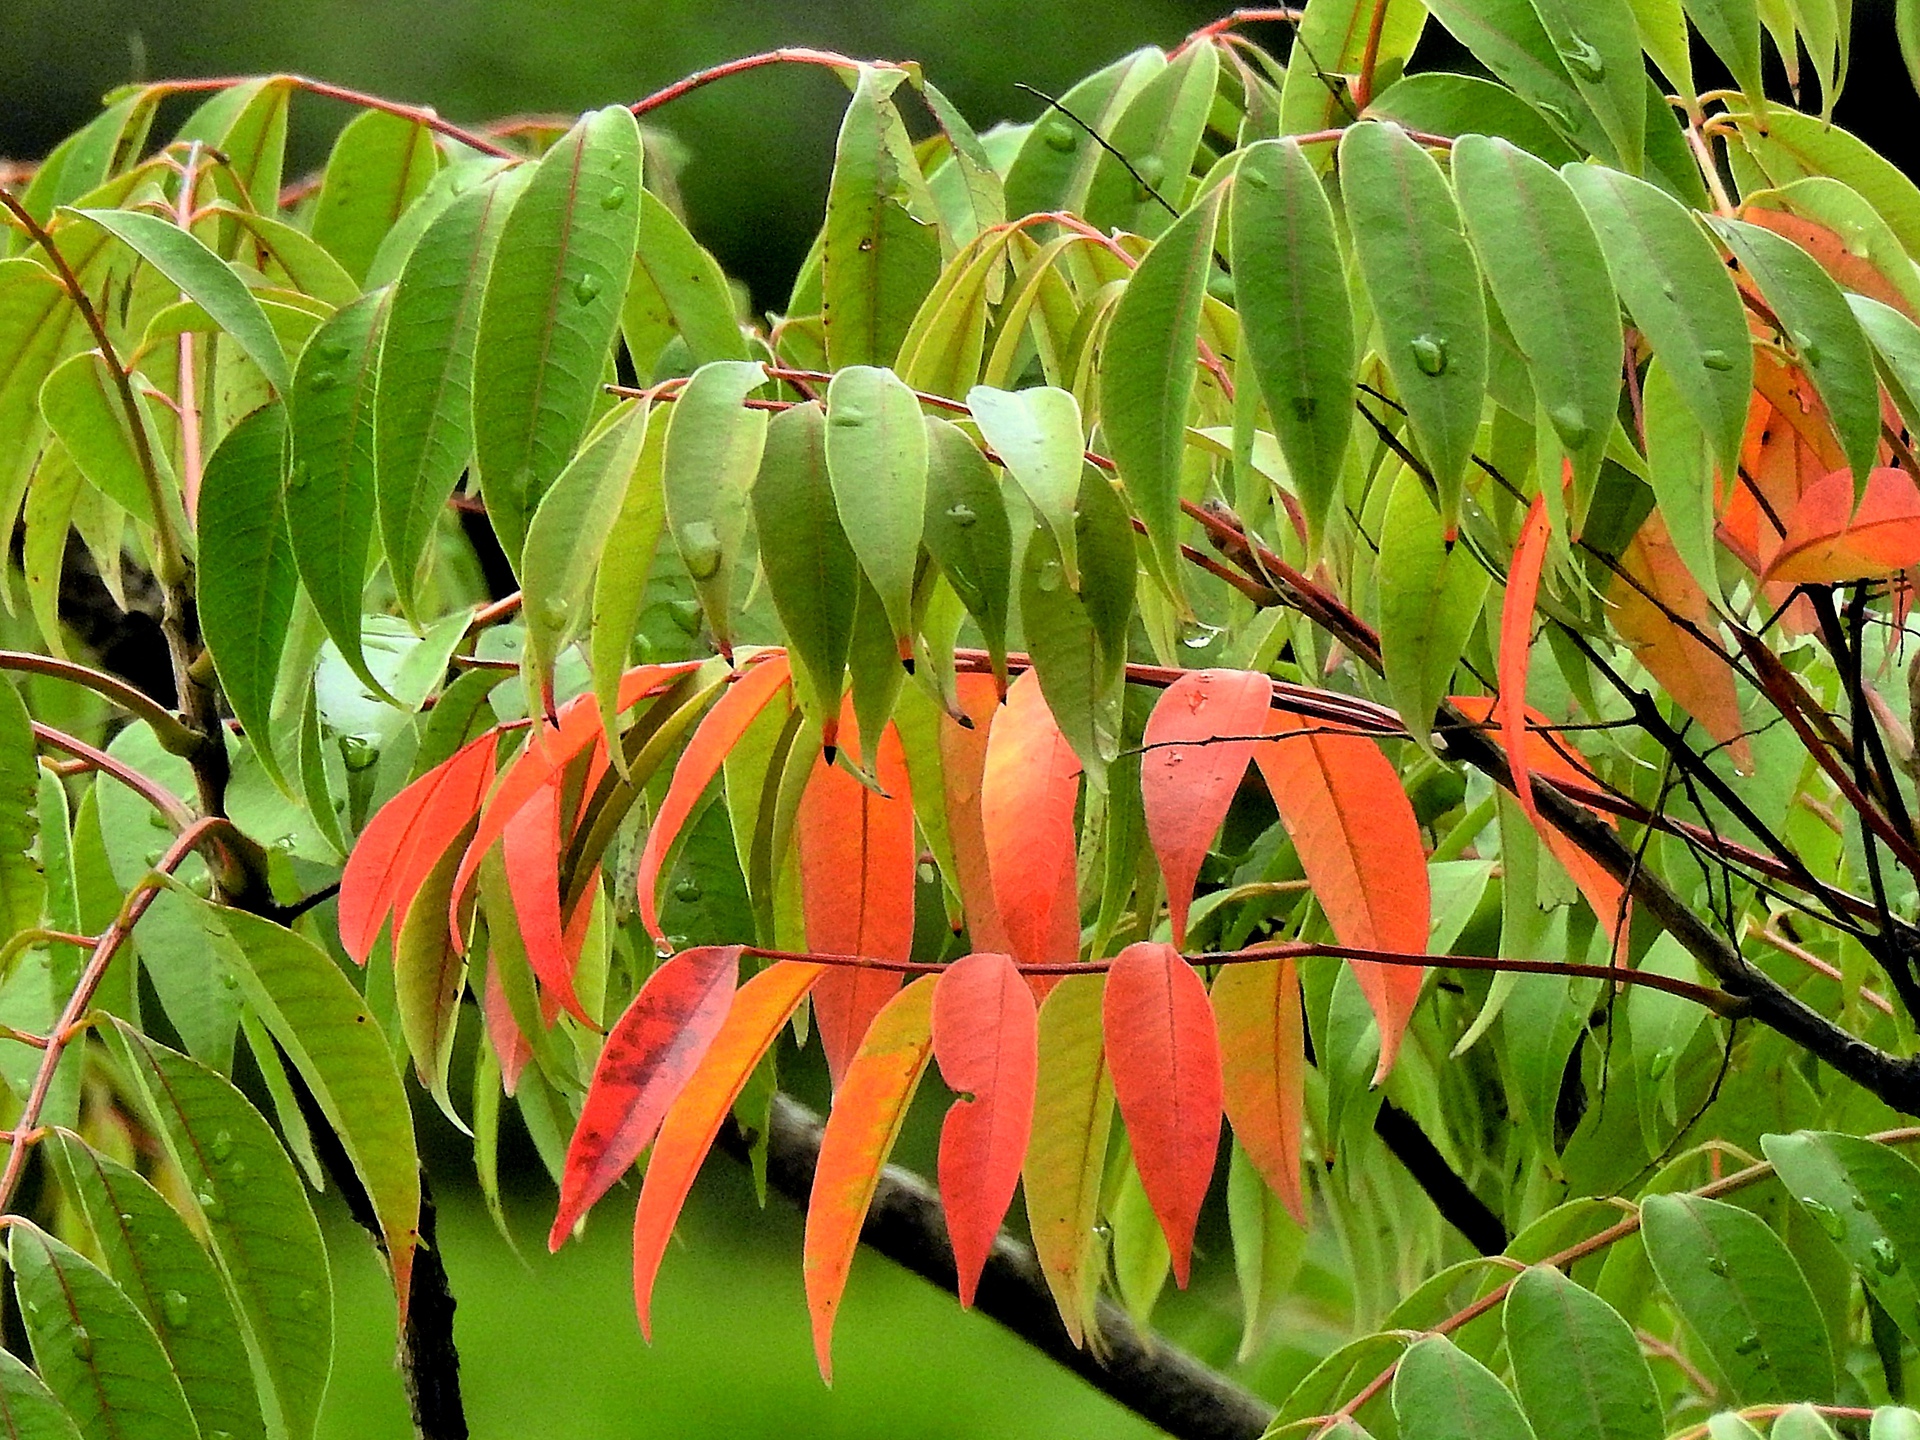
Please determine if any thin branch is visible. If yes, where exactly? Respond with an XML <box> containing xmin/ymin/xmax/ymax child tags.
<box><xmin>147</xmin><ymin>76</ymin><xmax>516</xmax><ymax>159</ymax></box>
<box><xmin>0</xmin><ymin>650</ymin><xmax>202</xmax><ymax>756</ymax></box>
<box><xmin>629</xmin><ymin>49</ymin><xmax>872</xmax><ymax>119</ymax></box>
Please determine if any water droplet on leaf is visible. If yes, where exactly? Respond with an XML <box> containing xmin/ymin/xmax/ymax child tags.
<box><xmin>1800</xmin><ymin>1196</ymin><xmax>1845</xmax><ymax>1238</ymax></box>
<box><xmin>945</xmin><ymin>502</ymin><xmax>977</xmax><ymax>528</ymax></box>
<box><xmin>1043</xmin><ymin>120</ymin><xmax>1079</xmax><ymax>153</ymax></box>
<box><xmin>197</xmin><ymin>1189</ymin><xmax>222</xmax><ymax>1218</ymax></box>
<box><xmin>1732</xmin><ymin>1331</ymin><xmax>1761</xmax><ymax>1356</ymax></box>
<box><xmin>1559</xmin><ymin>35</ymin><xmax>1606</xmax><ymax>82</ymax></box>
<box><xmin>916</xmin><ymin>861</ymin><xmax>937</xmax><ymax>885</ymax></box>
<box><xmin>1179</xmin><ymin>619</ymin><xmax>1224</xmax><ymax>650</ymax></box>
<box><xmin>1794</xmin><ymin>334</ymin><xmax>1823</xmax><ymax>366</ymax></box>
<box><xmin>319</xmin><ymin>339</ymin><xmax>351</xmax><ymax>363</ymax></box>
<box><xmin>68</xmin><ymin>1327</ymin><xmax>91</xmax><ymax>1362</ymax></box>
<box><xmin>539</xmin><ymin>596</ymin><xmax>570</xmax><ymax>630</ymax></box>
<box><xmin>1410</xmin><ymin>334</ymin><xmax>1449</xmax><ymax>376</ymax></box>
<box><xmin>668</xmin><ymin>598</ymin><xmax>703</xmax><ymax>635</ymax></box>
<box><xmin>1548</xmin><ymin>403</ymin><xmax>1589</xmax><ymax>450</ymax></box>
<box><xmin>1035</xmin><ymin>558</ymin><xmax>1063</xmax><ymax>593</ymax></box>
<box><xmin>340</xmin><ymin>736</ymin><xmax>379</xmax><ymax>771</ymax></box>
<box><xmin>162</xmin><ymin>1290</ymin><xmax>190</xmax><ymax>1327</ymax></box>
<box><xmin>297</xmin><ymin>1288</ymin><xmax>320</xmax><ymax>1314</ymax></box>
<box><xmin>308</xmin><ymin>371</ymin><xmax>338</xmax><ymax>392</ymax></box>
<box><xmin>1700</xmin><ymin>349</ymin><xmax>1735</xmax><ymax>372</ymax></box>
<box><xmin>572</xmin><ymin>273</ymin><xmax>601</xmax><ymax>305</ymax></box>
<box><xmin>1874</xmin><ymin>1237</ymin><xmax>1903</xmax><ymax>1275</ymax></box>
<box><xmin>1705</xmin><ymin>1255</ymin><xmax>1729</xmax><ymax>1276</ymax></box>
<box><xmin>1132</xmin><ymin>154</ymin><xmax>1166</xmax><ymax>201</ymax></box>
<box><xmin>600</xmin><ymin>185</ymin><xmax>628</xmax><ymax>211</ymax></box>
<box><xmin>210</xmin><ymin>1130</ymin><xmax>234</xmax><ymax>1163</ymax></box>
<box><xmin>672</xmin><ymin>878</ymin><xmax>702</xmax><ymax>903</ymax></box>
<box><xmin>678</xmin><ymin>521</ymin><xmax>723</xmax><ymax>580</ymax></box>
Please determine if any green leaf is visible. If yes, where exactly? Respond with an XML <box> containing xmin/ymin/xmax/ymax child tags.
<box><xmin>825</xmin><ymin>364</ymin><xmax>928</xmax><ymax>649</ymax></box>
<box><xmin>107</xmin><ymin>1025</ymin><xmax>331</xmax><ymax>1440</ymax></box>
<box><xmin>69</xmin><ymin>207</ymin><xmax>290</xmax><ymax>393</ymax></box>
<box><xmin>1764</xmin><ymin>1131</ymin><xmax>1920</xmax><ymax>1346</ymax></box>
<box><xmin>922</xmin><ymin>415</ymin><xmax>1012</xmax><ymax>684</ymax></box>
<box><xmin>216</xmin><ymin>207</ymin><xmax>359</xmax><ymax>308</ymax></box>
<box><xmin>823</xmin><ymin>66</ymin><xmax>942</xmax><ymax>368</ymax></box>
<box><xmin>190</xmin><ymin>904</ymin><xmax>419</xmax><ymax>1308</ymax></box>
<box><xmin>1392</xmin><ymin>1335</ymin><xmax>1535</xmax><ymax>1440</ymax></box>
<box><xmin>1453</xmin><ymin>135</ymin><xmax>1620</xmax><ymax>484</ymax></box>
<box><xmin>376</xmin><ymin>163</ymin><xmax>531</xmax><ymax>620</ymax></box>
<box><xmin>1773</xmin><ymin>1407</ymin><xmax>1844</xmax><ymax>1440</ymax></box>
<box><xmin>0</xmin><ymin>259</ymin><xmax>89</xmax><ymax>543</ymax></box>
<box><xmin>1641</xmin><ymin>1192</ymin><xmax>1836</xmax><ymax>1403</ymax></box>
<box><xmin>1020</xmin><ymin>519</ymin><xmax>1115</xmax><ymax>777</ymax></box>
<box><xmin>1527</xmin><ymin>0</ymin><xmax>1645</xmax><ymax>170</ymax></box>
<box><xmin>1735</xmin><ymin>107</ymin><xmax>1920</xmax><ymax>256</ymax></box>
<box><xmin>197</xmin><ymin>402</ymin><xmax>295</xmax><ymax>796</ymax></box>
<box><xmin>1226</xmin><ymin>1142</ymin><xmax>1306</xmax><ymax>1362</ymax></box>
<box><xmin>1628</xmin><ymin>933</ymin><xmax>1707</xmax><ymax>1144</ymax></box>
<box><xmin>1422</xmin><ymin>0</ymin><xmax>1617</xmax><ymax>162</ymax></box>
<box><xmin>8</xmin><ymin>1222</ymin><xmax>200</xmax><ymax>1440</ymax></box>
<box><xmin>1640</xmin><ymin>356</ymin><xmax>1720</xmax><ymax>599</ymax></box>
<box><xmin>49</xmin><ymin>1134</ymin><xmax>268</xmax><ymax>1440</ymax></box>
<box><xmin>287</xmin><ymin>286</ymin><xmax>393</xmax><ymax>701</ymax></box>
<box><xmin>1691</xmin><ymin>0</ymin><xmax>1767</xmax><ymax>100</ymax></box>
<box><xmin>173</xmin><ymin>77</ymin><xmax>292</xmax><ymax>216</ymax></box>
<box><xmin>1629</xmin><ymin>0</ymin><xmax>1694</xmax><ymax>101</ymax></box>
<box><xmin>1003</xmin><ymin>49</ymin><xmax>1164</xmax><ymax>219</ymax></box>
<box><xmin>1369</xmin><ymin>74</ymin><xmax>1580</xmax><ymax>164</ymax></box>
<box><xmin>310</xmin><ymin>108</ymin><xmax>440</xmax><ymax>285</ymax></box>
<box><xmin>661</xmin><ymin>359</ymin><xmax>770</xmax><ymax>653</ymax></box>
<box><xmin>0</xmin><ymin>676</ymin><xmax>42</xmax><ymax>939</ymax></box>
<box><xmin>589</xmin><ymin>405</ymin><xmax>669</xmax><ymax>750</ymax></box>
<box><xmin>1378</xmin><ymin>464</ymin><xmax>1492</xmax><ymax>749</ymax></box>
<box><xmin>523</xmin><ymin>399</ymin><xmax>651</xmax><ymax>706</ymax></box>
<box><xmin>753</xmin><ymin>400</ymin><xmax>858</xmax><ymax>726</ymax></box>
<box><xmin>13</xmin><ymin>88</ymin><xmax>156</xmax><ymax>241</ymax></box>
<box><xmin>393</xmin><ymin>829</ymin><xmax>471</xmax><ymax>1129</ymax></box>
<box><xmin>1277</xmin><ymin>0</ymin><xmax>1427</xmax><ymax>137</ymax></box>
<box><xmin>969</xmin><ymin>384</ymin><xmax>1084</xmax><ymax>587</ymax></box>
<box><xmin>1099</xmin><ymin>185</ymin><xmax>1222</xmax><ymax>587</ymax></box>
<box><xmin>1708</xmin><ymin>215</ymin><xmax>1881</xmax><ymax>489</ymax></box>
<box><xmin>1230</xmin><ymin>139</ymin><xmax>1354</xmax><ymax>542</ymax></box>
<box><xmin>625</xmin><ymin>188</ymin><xmax>749</xmax><ymax>371</ymax></box>
<box><xmin>1504</xmin><ymin>1265</ymin><xmax>1664</xmax><ymax>1440</ymax></box>
<box><xmin>0</xmin><ymin>1347</ymin><xmax>81</xmax><ymax>1440</ymax></box>
<box><xmin>1341</xmin><ymin>122</ymin><xmax>1488</xmax><ymax>518</ymax></box>
<box><xmin>1083</xmin><ymin>41</ymin><xmax>1218</xmax><ymax>239</ymax></box>
<box><xmin>1562</xmin><ymin>163</ymin><xmax>1752</xmax><ymax>480</ymax></box>
<box><xmin>472</xmin><ymin>105</ymin><xmax>642</xmax><ymax>566</ymax></box>
<box><xmin>1857</xmin><ymin>293</ymin><xmax>1920</xmax><ymax>441</ymax></box>
<box><xmin>37</xmin><ymin>350</ymin><xmax>167</xmax><ymax>530</ymax></box>
<box><xmin>915</xmin><ymin>75</ymin><xmax>1006</xmax><ymax>246</ymax></box>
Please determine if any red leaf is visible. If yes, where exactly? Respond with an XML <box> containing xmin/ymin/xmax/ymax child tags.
<box><xmin>1449</xmin><ymin>695</ymin><xmax>1626</xmax><ymax>940</ymax></box>
<box><xmin>1142</xmin><ymin>669</ymin><xmax>1272</xmax><ymax>946</ymax></box>
<box><xmin>797</xmin><ymin>705</ymin><xmax>917</xmax><ymax>1088</ymax></box>
<box><xmin>550</xmin><ymin>945</ymin><xmax>742</xmax><ymax>1247</ymax></box>
<box><xmin>632</xmin><ymin>959</ymin><xmax>824</xmax><ymax>1337</ymax></box>
<box><xmin>1211</xmin><ymin>957</ymin><xmax>1305</xmax><ymax>1222</ymax></box>
<box><xmin>637</xmin><ymin>656</ymin><xmax>792</xmax><ymax>941</ymax></box>
<box><xmin>1500</xmin><ymin>491</ymin><xmax>1553</xmax><ymax>834</ymax></box>
<box><xmin>804</xmin><ymin>975</ymin><xmax>938</xmax><ymax>1381</ymax></box>
<box><xmin>481</xmin><ymin>957</ymin><xmax>531</xmax><ymax>1096</ymax></box>
<box><xmin>932</xmin><ymin>952</ymin><xmax>1037</xmax><ymax>1307</ymax></box>
<box><xmin>1102</xmin><ymin>941</ymin><xmax>1222</xmax><ymax>1287</ymax></box>
<box><xmin>1254</xmin><ymin>709</ymin><xmax>1429</xmax><ymax>1079</ymax></box>
<box><xmin>502</xmin><ymin>777</ymin><xmax>590</xmax><ymax>1024</ymax></box>
<box><xmin>939</xmin><ymin>673</ymin><xmax>1012</xmax><ymax>953</ymax></box>
<box><xmin>1611</xmin><ymin>514</ymin><xmax>1752</xmax><ymax>772</ymax></box>
<box><xmin>339</xmin><ymin>731</ymin><xmax>499</xmax><ymax>964</ymax></box>
<box><xmin>1767</xmin><ymin>467</ymin><xmax>1920</xmax><ymax>585</ymax></box>
<box><xmin>448</xmin><ymin>662</ymin><xmax>701</xmax><ymax>941</ymax></box>
<box><xmin>981</xmin><ymin>671</ymin><xmax>1082</xmax><ymax>970</ymax></box>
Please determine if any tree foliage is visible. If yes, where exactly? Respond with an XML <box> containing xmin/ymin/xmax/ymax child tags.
<box><xmin>11</xmin><ymin>5</ymin><xmax>1920</xmax><ymax>1439</ymax></box>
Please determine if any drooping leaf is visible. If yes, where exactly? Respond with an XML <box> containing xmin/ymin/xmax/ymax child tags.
<box><xmin>922</xmin><ymin>416</ymin><xmax>1013</xmax><ymax>683</ymax></box>
<box><xmin>1504</xmin><ymin>1265</ymin><xmax>1663</xmax><ymax>1440</ymax></box>
<box><xmin>110</xmin><ymin>1024</ymin><xmax>333</xmax><ymax>1440</ymax></box>
<box><xmin>625</xmin><ymin>188</ymin><xmax>749</xmax><ymax>371</ymax></box>
<box><xmin>394</xmin><ymin>826</ymin><xmax>474</xmax><ymax>1122</ymax></box>
<box><xmin>375</xmin><ymin>162</ymin><xmax>530</xmax><ymax>618</ymax></box>
<box><xmin>661</xmin><ymin>359</ymin><xmax>770</xmax><ymax>654</ymax></box>
<box><xmin>1255</xmin><ymin>709</ymin><xmax>1430</xmax><ymax>1077</ymax></box>
<box><xmin>8</xmin><ymin>1223</ymin><xmax>200</xmax><ymax>1440</ymax></box>
<box><xmin>797</xmin><ymin>708</ymin><xmax>917</xmax><ymax>1085</ymax></box>
<box><xmin>1212</xmin><ymin>956</ymin><xmax>1306</xmax><ymax>1223</ymax></box>
<box><xmin>1765</xmin><ymin>1131</ymin><xmax>1920</xmax><ymax>1346</ymax></box>
<box><xmin>1229</xmin><ymin>139</ymin><xmax>1355</xmax><ymax>541</ymax></box>
<box><xmin>1100</xmin><ymin>185</ymin><xmax>1223</xmax><ymax>585</ymax></box>
<box><xmin>1500</xmin><ymin>492</ymin><xmax>1553</xmax><ymax>834</ymax></box>
<box><xmin>1378</xmin><ymin>464</ymin><xmax>1493</xmax><ymax>749</ymax></box>
<box><xmin>932</xmin><ymin>951</ymin><xmax>1038</xmax><ymax>1306</ymax></box>
<box><xmin>968</xmin><ymin>384</ymin><xmax>1085</xmax><ymax>588</ymax></box>
<box><xmin>1642</xmin><ymin>1192</ymin><xmax>1836</xmax><ymax>1403</ymax></box>
<box><xmin>37</xmin><ymin>348</ymin><xmax>168</xmax><ymax>529</ymax></box>
<box><xmin>1526</xmin><ymin>0</ymin><xmax>1646</xmax><ymax>170</ymax></box>
<box><xmin>1339</xmin><ymin>122</ymin><xmax>1488</xmax><ymax>517</ymax></box>
<box><xmin>0</xmin><ymin>1347</ymin><xmax>80</xmax><ymax>1440</ymax></box>
<box><xmin>1102</xmin><ymin>940</ymin><xmax>1223</xmax><ymax>1286</ymax></box>
<box><xmin>551</xmin><ymin>944</ymin><xmax>742</xmax><ymax>1244</ymax></box>
<box><xmin>1003</xmin><ymin>48</ymin><xmax>1165</xmax><ymax>218</ymax></box>
<box><xmin>825</xmin><ymin>364</ymin><xmax>929</xmax><ymax>648</ymax></box>
<box><xmin>632</xmin><ymin>960</ymin><xmax>825</xmax><ymax>1335</ymax></box>
<box><xmin>981</xmin><ymin>670</ymin><xmax>1083</xmax><ymax>970</ymax></box>
<box><xmin>1141</xmin><ymin>668</ymin><xmax>1272</xmax><ymax>946</ymax></box>
<box><xmin>1275</xmin><ymin>0</ymin><xmax>1428</xmax><ymax>135</ymax></box>
<box><xmin>805</xmin><ymin>974</ymin><xmax>939</xmax><ymax>1379</ymax></box>
<box><xmin>1082</xmin><ymin>40</ymin><xmax>1217</xmax><ymax>239</ymax></box>
<box><xmin>286</xmin><ymin>287</ymin><xmax>393</xmax><ymax>699</ymax></box>
<box><xmin>1453</xmin><ymin>135</ymin><xmax>1620</xmax><ymax>481</ymax></box>
<box><xmin>471</xmin><ymin>105</ymin><xmax>642</xmax><ymax>565</ymax></box>
<box><xmin>1767</xmin><ymin>466</ymin><xmax>1920</xmax><ymax>584</ymax></box>
<box><xmin>1561</xmin><ymin>163</ymin><xmax>1753</xmax><ymax>478</ymax></box>
<box><xmin>310</xmin><ymin>108</ymin><xmax>440</xmax><ymax>284</ymax></box>
<box><xmin>70</xmin><ymin>206</ymin><xmax>291</xmax><ymax>392</ymax></box>
<box><xmin>1421</xmin><ymin>0</ymin><xmax>1616</xmax><ymax>161</ymax></box>
<box><xmin>1392</xmin><ymin>1335</ymin><xmax>1535</xmax><ymax>1440</ymax></box>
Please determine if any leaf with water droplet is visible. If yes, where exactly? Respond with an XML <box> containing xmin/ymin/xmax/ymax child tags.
<box><xmin>921</xmin><ymin>416</ymin><xmax>1012</xmax><ymax>686</ymax></box>
<box><xmin>662</xmin><ymin>360</ymin><xmax>771</xmax><ymax>654</ymax></box>
<box><xmin>825</xmin><ymin>365</ymin><xmax>929</xmax><ymax>651</ymax></box>
<box><xmin>1767</xmin><ymin>1130</ymin><xmax>1920</xmax><ymax>1349</ymax></box>
<box><xmin>969</xmin><ymin>383</ymin><xmax>1085</xmax><ymax>588</ymax></box>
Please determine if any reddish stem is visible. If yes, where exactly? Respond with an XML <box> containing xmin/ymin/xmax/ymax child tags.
<box><xmin>629</xmin><ymin>48</ymin><xmax>873</xmax><ymax>119</ymax></box>
<box><xmin>146</xmin><ymin>76</ymin><xmax>516</xmax><ymax>160</ymax></box>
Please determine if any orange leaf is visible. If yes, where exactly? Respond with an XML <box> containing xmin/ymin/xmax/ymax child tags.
<box><xmin>1211</xmin><ymin>956</ymin><xmax>1305</xmax><ymax>1223</ymax></box>
<box><xmin>1254</xmin><ymin>709</ymin><xmax>1430</xmax><ymax>1079</ymax></box>
<box><xmin>448</xmin><ymin>662</ymin><xmax>701</xmax><ymax>941</ymax></box>
<box><xmin>1141</xmin><ymin>669</ymin><xmax>1273</xmax><ymax>946</ymax></box>
<box><xmin>632</xmin><ymin>959</ymin><xmax>824</xmax><ymax>1337</ymax></box>
<box><xmin>550</xmin><ymin>945</ymin><xmax>742</xmax><ymax>1247</ymax></box>
<box><xmin>932</xmin><ymin>952</ymin><xmax>1037</xmax><ymax>1307</ymax></box>
<box><xmin>1740</xmin><ymin>206</ymin><xmax>1917</xmax><ymax>318</ymax></box>
<box><xmin>502</xmin><ymin>777</ymin><xmax>590</xmax><ymax>1024</ymax></box>
<box><xmin>1022</xmin><ymin>973</ymin><xmax>1113</xmax><ymax>1347</ymax></box>
<box><xmin>939</xmin><ymin>673</ymin><xmax>1012</xmax><ymax>954</ymax></box>
<box><xmin>1500</xmin><ymin>492</ymin><xmax>1553</xmax><ymax>835</ymax></box>
<box><xmin>637</xmin><ymin>656</ymin><xmax>792</xmax><ymax>941</ymax></box>
<box><xmin>1102</xmin><ymin>941</ymin><xmax>1222</xmax><ymax>1287</ymax></box>
<box><xmin>981</xmin><ymin>671</ymin><xmax>1082</xmax><ymax>970</ymax></box>
<box><xmin>797</xmin><ymin>705</ymin><xmax>918</xmax><ymax>1089</ymax></box>
<box><xmin>1767</xmin><ymin>466</ymin><xmax>1920</xmax><ymax>585</ymax></box>
<box><xmin>339</xmin><ymin>731</ymin><xmax>499</xmax><ymax>964</ymax></box>
<box><xmin>804</xmin><ymin>975</ymin><xmax>938</xmax><ymax>1381</ymax></box>
<box><xmin>1449</xmin><ymin>695</ymin><xmax>1626</xmax><ymax>941</ymax></box>
<box><xmin>1612</xmin><ymin>514</ymin><xmax>1752</xmax><ymax>772</ymax></box>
